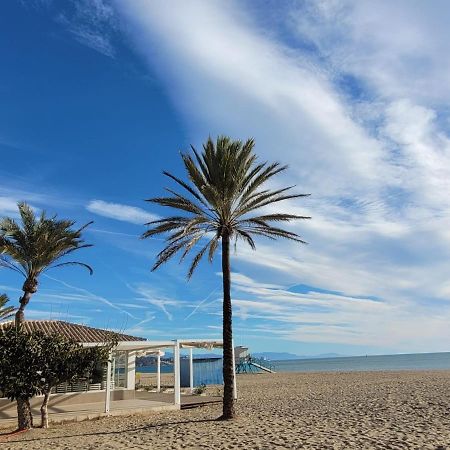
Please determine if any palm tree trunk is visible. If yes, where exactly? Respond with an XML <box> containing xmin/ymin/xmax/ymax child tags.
<box><xmin>15</xmin><ymin>292</ymin><xmax>31</xmax><ymax>328</ymax></box>
<box><xmin>15</xmin><ymin>281</ymin><xmax>36</xmax><ymax>430</ymax></box>
<box><xmin>40</xmin><ymin>390</ymin><xmax>50</xmax><ymax>428</ymax></box>
<box><xmin>17</xmin><ymin>396</ymin><xmax>33</xmax><ymax>431</ymax></box>
<box><xmin>221</xmin><ymin>231</ymin><xmax>235</xmax><ymax>420</ymax></box>
<box><xmin>15</xmin><ymin>282</ymin><xmax>36</xmax><ymax>328</ymax></box>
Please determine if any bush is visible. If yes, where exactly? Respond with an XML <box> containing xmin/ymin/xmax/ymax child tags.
<box><xmin>0</xmin><ymin>326</ymin><xmax>112</xmax><ymax>429</ymax></box>
<box><xmin>193</xmin><ymin>383</ymin><xmax>207</xmax><ymax>395</ymax></box>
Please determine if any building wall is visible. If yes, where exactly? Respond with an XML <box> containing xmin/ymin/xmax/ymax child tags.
<box><xmin>180</xmin><ymin>357</ymin><xmax>223</xmax><ymax>387</ymax></box>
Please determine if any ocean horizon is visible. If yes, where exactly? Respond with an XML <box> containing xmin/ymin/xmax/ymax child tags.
<box><xmin>136</xmin><ymin>351</ymin><xmax>450</xmax><ymax>374</ymax></box>
<box><xmin>273</xmin><ymin>352</ymin><xmax>450</xmax><ymax>373</ymax></box>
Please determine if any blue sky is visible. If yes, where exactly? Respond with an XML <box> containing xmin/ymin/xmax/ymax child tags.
<box><xmin>2</xmin><ymin>0</ymin><xmax>450</xmax><ymax>356</ymax></box>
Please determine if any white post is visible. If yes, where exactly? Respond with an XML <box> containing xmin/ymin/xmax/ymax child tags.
<box><xmin>174</xmin><ymin>341</ymin><xmax>181</xmax><ymax>407</ymax></box>
<box><xmin>112</xmin><ymin>355</ymin><xmax>116</xmax><ymax>390</ymax></box>
<box><xmin>189</xmin><ymin>347</ymin><xmax>194</xmax><ymax>393</ymax></box>
<box><xmin>104</xmin><ymin>350</ymin><xmax>112</xmax><ymax>413</ymax></box>
<box><xmin>157</xmin><ymin>353</ymin><xmax>161</xmax><ymax>393</ymax></box>
<box><xmin>126</xmin><ymin>351</ymin><xmax>136</xmax><ymax>390</ymax></box>
<box><xmin>232</xmin><ymin>340</ymin><xmax>237</xmax><ymax>400</ymax></box>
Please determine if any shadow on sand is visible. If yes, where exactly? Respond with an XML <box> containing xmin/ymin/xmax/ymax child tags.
<box><xmin>0</xmin><ymin>417</ymin><xmax>224</xmax><ymax>443</ymax></box>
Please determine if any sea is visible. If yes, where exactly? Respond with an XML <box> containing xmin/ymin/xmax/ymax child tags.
<box><xmin>137</xmin><ymin>352</ymin><xmax>450</xmax><ymax>374</ymax></box>
<box><xmin>272</xmin><ymin>352</ymin><xmax>450</xmax><ymax>373</ymax></box>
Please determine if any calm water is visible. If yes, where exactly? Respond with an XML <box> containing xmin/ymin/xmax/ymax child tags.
<box><xmin>273</xmin><ymin>352</ymin><xmax>450</xmax><ymax>373</ymax></box>
<box><xmin>137</xmin><ymin>365</ymin><xmax>174</xmax><ymax>374</ymax></box>
<box><xmin>136</xmin><ymin>353</ymin><xmax>450</xmax><ymax>374</ymax></box>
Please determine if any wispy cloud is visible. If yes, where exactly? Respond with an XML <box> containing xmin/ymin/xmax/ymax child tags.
<box><xmin>43</xmin><ymin>274</ymin><xmax>140</xmax><ymax>321</ymax></box>
<box><xmin>110</xmin><ymin>0</ymin><xmax>450</xmax><ymax>352</ymax></box>
<box><xmin>24</xmin><ymin>309</ymin><xmax>90</xmax><ymax>322</ymax></box>
<box><xmin>227</xmin><ymin>273</ymin><xmax>450</xmax><ymax>352</ymax></box>
<box><xmin>290</xmin><ymin>0</ymin><xmax>450</xmax><ymax>105</ymax></box>
<box><xmin>129</xmin><ymin>283</ymin><xmax>184</xmax><ymax>321</ymax></box>
<box><xmin>87</xmin><ymin>199</ymin><xmax>159</xmax><ymax>225</ymax></box>
<box><xmin>56</xmin><ymin>0</ymin><xmax>118</xmax><ymax>57</ymax></box>
<box><xmin>184</xmin><ymin>286</ymin><xmax>221</xmax><ymax>320</ymax></box>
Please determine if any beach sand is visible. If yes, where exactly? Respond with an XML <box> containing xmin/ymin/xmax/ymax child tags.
<box><xmin>2</xmin><ymin>370</ymin><xmax>450</xmax><ymax>449</ymax></box>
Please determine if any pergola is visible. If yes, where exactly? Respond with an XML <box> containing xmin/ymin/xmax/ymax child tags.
<box><xmin>85</xmin><ymin>338</ymin><xmax>237</xmax><ymax>413</ymax></box>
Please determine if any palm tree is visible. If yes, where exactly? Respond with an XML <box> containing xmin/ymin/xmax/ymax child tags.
<box><xmin>0</xmin><ymin>202</ymin><xmax>93</xmax><ymax>328</ymax></box>
<box><xmin>0</xmin><ymin>293</ymin><xmax>15</xmax><ymax>322</ymax></box>
<box><xmin>0</xmin><ymin>202</ymin><xmax>93</xmax><ymax>430</ymax></box>
<box><xmin>142</xmin><ymin>136</ymin><xmax>310</xmax><ymax>420</ymax></box>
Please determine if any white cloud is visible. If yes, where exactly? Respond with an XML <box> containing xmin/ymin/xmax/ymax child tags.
<box><xmin>0</xmin><ymin>196</ymin><xmax>21</xmax><ymax>216</ymax></box>
<box><xmin>87</xmin><ymin>199</ymin><xmax>159</xmax><ymax>224</ymax></box>
<box><xmin>290</xmin><ymin>0</ymin><xmax>450</xmax><ymax>105</ymax></box>
<box><xmin>111</xmin><ymin>0</ymin><xmax>450</xmax><ymax>352</ymax></box>
<box><xmin>227</xmin><ymin>274</ymin><xmax>450</xmax><ymax>352</ymax></box>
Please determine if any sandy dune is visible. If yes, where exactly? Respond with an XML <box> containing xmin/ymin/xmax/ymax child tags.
<box><xmin>2</xmin><ymin>370</ymin><xmax>450</xmax><ymax>449</ymax></box>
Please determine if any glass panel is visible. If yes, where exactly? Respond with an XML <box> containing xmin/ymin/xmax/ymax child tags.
<box><xmin>113</xmin><ymin>351</ymin><xmax>128</xmax><ymax>389</ymax></box>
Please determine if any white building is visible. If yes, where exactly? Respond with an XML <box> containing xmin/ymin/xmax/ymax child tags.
<box><xmin>0</xmin><ymin>320</ymin><xmax>234</xmax><ymax>416</ymax></box>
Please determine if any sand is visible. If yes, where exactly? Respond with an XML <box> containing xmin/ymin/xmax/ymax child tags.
<box><xmin>2</xmin><ymin>370</ymin><xmax>450</xmax><ymax>449</ymax></box>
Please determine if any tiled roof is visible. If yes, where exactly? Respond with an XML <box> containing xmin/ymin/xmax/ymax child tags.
<box><xmin>0</xmin><ymin>320</ymin><xmax>146</xmax><ymax>343</ymax></box>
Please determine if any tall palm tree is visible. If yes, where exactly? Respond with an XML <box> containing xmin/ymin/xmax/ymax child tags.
<box><xmin>142</xmin><ymin>136</ymin><xmax>310</xmax><ymax>420</ymax></box>
<box><xmin>0</xmin><ymin>293</ymin><xmax>15</xmax><ymax>322</ymax></box>
<box><xmin>0</xmin><ymin>202</ymin><xmax>93</xmax><ymax>430</ymax></box>
<box><xmin>0</xmin><ymin>202</ymin><xmax>93</xmax><ymax>327</ymax></box>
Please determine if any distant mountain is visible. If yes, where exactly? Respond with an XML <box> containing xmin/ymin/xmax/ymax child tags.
<box><xmin>253</xmin><ymin>352</ymin><xmax>302</xmax><ymax>360</ymax></box>
<box><xmin>303</xmin><ymin>353</ymin><xmax>345</xmax><ymax>360</ymax></box>
<box><xmin>253</xmin><ymin>352</ymin><xmax>346</xmax><ymax>360</ymax></box>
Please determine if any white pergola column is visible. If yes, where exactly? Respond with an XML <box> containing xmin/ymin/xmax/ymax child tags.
<box><xmin>111</xmin><ymin>355</ymin><xmax>116</xmax><ymax>390</ymax></box>
<box><xmin>126</xmin><ymin>351</ymin><xmax>136</xmax><ymax>390</ymax></box>
<box><xmin>189</xmin><ymin>347</ymin><xmax>194</xmax><ymax>393</ymax></box>
<box><xmin>104</xmin><ymin>350</ymin><xmax>112</xmax><ymax>413</ymax></box>
<box><xmin>156</xmin><ymin>353</ymin><xmax>161</xmax><ymax>393</ymax></box>
<box><xmin>232</xmin><ymin>340</ymin><xmax>237</xmax><ymax>400</ymax></box>
<box><xmin>174</xmin><ymin>341</ymin><xmax>181</xmax><ymax>407</ymax></box>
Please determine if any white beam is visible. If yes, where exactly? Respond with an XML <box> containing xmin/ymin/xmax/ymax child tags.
<box><xmin>232</xmin><ymin>340</ymin><xmax>237</xmax><ymax>400</ymax></box>
<box><xmin>189</xmin><ymin>348</ymin><xmax>194</xmax><ymax>393</ymax></box>
<box><xmin>174</xmin><ymin>340</ymin><xmax>181</xmax><ymax>407</ymax></box>
<box><xmin>104</xmin><ymin>350</ymin><xmax>112</xmax><ymax>413</ymax></box>
<box><xmin>156</xmin><ymin>353</ymin><xmax>161</xmax><ymax>393</ymax></box>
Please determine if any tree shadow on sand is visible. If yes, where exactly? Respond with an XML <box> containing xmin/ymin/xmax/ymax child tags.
<box><xmin>0</xmin><ymin>417</ymin><xmax>222</xmax><ymax>443</ymax></box>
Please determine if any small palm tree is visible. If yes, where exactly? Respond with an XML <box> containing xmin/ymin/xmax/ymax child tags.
<box><xmin>0</xmin><ymin>294</ymin><xmax>15</xmax><ymax>322</ymax></box>
<box><xmin>142</xmin><ymin>136</ymin><xmax>310</xmax><ymax>420</ymax></box>
<box><xmin>0</xmin><ymin>202</ymin><xmax>93</xmax><ymax>327</ymax></box>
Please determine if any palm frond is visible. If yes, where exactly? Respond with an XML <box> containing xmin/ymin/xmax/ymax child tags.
<box><xmin>147</xmin><ymin>196</ymin><xmax>206</xmax><ymax>216</ymax></box>
<box><xmin>235</xmin><ymin>229</ymin><xmax>256</xmax><ymax>250</ymax></box>
<box><xmin>0</xmin><ymin>256</ymin><xmax>27</xmax><ymax>276</ymax></box>
<box><xmin>0</xmin><ymin>293</ymin><xmax>15</xmax><ymax>321</ymax></box>
<box><xmin>143</xmin><ymin>135</ymin><xmax>310</xmax><ymax>278</ymax></box>
<box><xmin>163</xmin><ymin>170</ymin><xmax>209</xmax><ymax>208</ymax></box>
<box><xmin>187</xmin><ymin>241</ymin><xmax>211</xmax><ymax>279</ymax></box>
<box><xmin>151</xmin><ymin>238</ymin><xmax>192</xmax><ymax>271</ymax></box>
<box><xmin>246</xmin><ymin>213</ymin><xmax>311</xmax><ymax>222</ymax></box>
<box><xmin>48</xmin><ymin>261</ymin><xmax>93</xmax><ymax>275</ymax></box>
<box><xmin>208</xmin><ymin>236</ymin><xmax>220</xmax><ymax>262</ymax></box>
<box><xmin>0</xmin><ymin>202</ymin><xmax>93</xmax><ymax>279</ymax></box>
